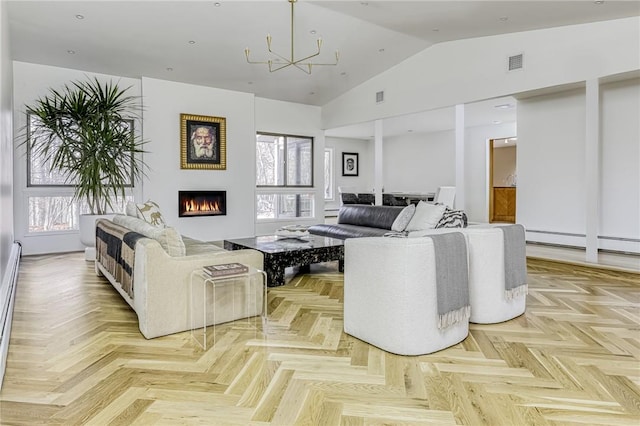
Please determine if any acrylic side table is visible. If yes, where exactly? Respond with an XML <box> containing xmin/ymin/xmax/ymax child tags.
<box><xmin>189</xmin><ymin>266</ymin><xmax>267</xmax><ymax>350</ymax></box>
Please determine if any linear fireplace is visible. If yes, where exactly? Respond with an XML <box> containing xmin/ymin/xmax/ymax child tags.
<box><xmin>179</xmin><ymin>190</ymin><xmax>226</xmax><ymax>217</ymax></box>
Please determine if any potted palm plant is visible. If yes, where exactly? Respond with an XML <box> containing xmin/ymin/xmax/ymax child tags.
<box><xmin>26</xmin><ymin>77</ymin><xmax>146</xmax><ymax>259</ymax></box>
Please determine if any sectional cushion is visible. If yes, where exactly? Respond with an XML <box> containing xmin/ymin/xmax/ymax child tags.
<box><xmin>391</xmin><ymin>204</ymin><xmax>416</xmax><ymax>232</ymax></box>
<box><xmin>404</xmin><ymin>201</ymin><xmax>447</xmax><ymax>231</ymax></box>
<box><xmin>112</xmin><ymin>215</ymin><xmax>185</xmax><ymax>257</ymax></box>
<box><xmin>125</xmin><ymin>201</ymin><xmax>138</xmax><ymax>217</ymax></box>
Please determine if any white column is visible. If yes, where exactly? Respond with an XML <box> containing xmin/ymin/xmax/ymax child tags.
<box><xmin>455</xmin><ymin>104</ymin><xmax>465</xmax><ymax>210</ymax></box>
<box><xmin>585</xmin><ymin>79</ymin><xmax>600</xmax><ymax>262</ymax></box>
<box><xmin>374</xmin><ymin>119</ymin><xmax>384</xmax><ymax>205</ymax></box>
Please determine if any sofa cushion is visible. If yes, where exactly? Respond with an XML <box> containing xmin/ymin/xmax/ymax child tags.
<box><xmin>112</xmin><ymin>215</ymin><xmax>185</xmax><ymax>257</ymax></box>
<box><xmin>308</xmin><ymin>223</ymin><xmax>391</xmax><ymax>239</ymax></box>
<box><xmin>391</xmin><ymin>204</ymin><xmax>416</xmax><ymax>232</ymax></box>
<box><xmin>404</xmin><ymin>201</ymin><xmax>446</xmax><ymax>231</ymax></box>
<box><xmin>136</xmin><ymin>200</ymin><xmax>166</xmax><ymax>227</ymax></box>
<box><xmin>338</xmin><ymin>205</ymin><xmax>404</xmax><ymax>230</ymax></box>
<box><xmin>436</xmin><ymin>207</ymin><xmax>468</xmax><ymax>228</ymax></box>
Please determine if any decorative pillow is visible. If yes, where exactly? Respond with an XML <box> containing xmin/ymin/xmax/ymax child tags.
<box><xmin>436</xmin><ymin>207</ymin><xmax>468</xmax><ymax>229</ymax></box>
<box><xmin>391</xmin><ymin>204</ymin><xmax>416</xmax><ymax>232</ymax></box>
<box><xmin>136</xmin><ymin>200</ymin><xmax>166</xmax><ymax>227</ymax></box>
<box><xmin>112</xmin><ymin>215</ymin><xmax>185</xmax><ymax>257</ymax></box>
<box><xmin>404</xmin><ymin>201</ymin><xmax>447</xmax><ymax>232</ymax></box>
<box><xmin>125</xmin><ymin>201</ymin><xmax>138</xmax><ymax>217</ymax></box>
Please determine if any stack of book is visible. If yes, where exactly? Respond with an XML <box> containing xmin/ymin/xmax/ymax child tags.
<box><xmin>203</xmin><ymin>262</ymin><xmax>248</xmax><ymax>277</ymax></box>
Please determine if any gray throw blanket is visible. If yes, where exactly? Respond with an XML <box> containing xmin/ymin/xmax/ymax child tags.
<box><xmin>498</xmin><ymin>224</ymin><xmax>528</xmax><ymax>300</ymax></box>
<box><xmin>430</xmin><ymin>232</ymin><xmax>470</xmax><ymax>329</ymax></box>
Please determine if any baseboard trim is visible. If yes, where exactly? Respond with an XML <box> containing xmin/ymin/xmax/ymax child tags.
<box><xmin>0</xmin><ymin>242</ymin><xmax>22</xmax><ymax>390</ymax></box>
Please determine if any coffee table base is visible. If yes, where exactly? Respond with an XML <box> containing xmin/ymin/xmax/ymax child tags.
<box><xmin>224</xmin><ymin>237</ymin><xmax>344</xmax><ymax>287</ymax></box>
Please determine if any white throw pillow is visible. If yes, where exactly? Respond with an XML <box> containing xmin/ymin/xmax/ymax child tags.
<box><xmin>391</xmin><ymin>204</ymin><xmax>416</xmax><ymax>232</ymax></box>
<box><xmin>404</xmin><ymin>201</ymin><xmax>447</xmax><ymax>232</ymax></box>
<box><xmin>136</xmin><ymin>200</ymin><xmax>166</xmax><ymax>227</ymax></box>
<box><xmin>125</xmin><ymin>201</ymin><xmax>138</xmax><ymax>217</ymax></box>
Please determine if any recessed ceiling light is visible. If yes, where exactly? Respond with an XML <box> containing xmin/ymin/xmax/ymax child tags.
<box><xmin>248</xmin><ymin>81</ymin><xmax>253</xmax><ymax>85</ymax></box>
<box><xmin>494</xmin><ymin>103</ymin><xmax>513</xmax><ymax>109</ymax></box>
<box><xmin>67</xmin><ymin>50</ymin><xmax>75</xmax><ymax>54</ymax></box>
<box><xmin>214</xmin><ymin>2</ymin><xmax>221</xmax><ymax>6</ymax></box>
<box><xmin>188</xmin><ymin>40</ymin><xmax>196</xmax><ymax>44</ymax></box>
<box><xmin>407</xmin><ymin>130</ymin><xmax>413</xmax><ymax>133</ymax></box>
<box><xmin>499</xmin><ymin>16</ymin><xmax>508</xmax><ymax>21</ymax></box>
<box><xmin>378</xmin><ymin>48</ymin><xmax>385</xmax><ymax>53</ymax></box>
<box><xmin>310</xmin><ymin>30</ymin><xmax>316</xmax><ymax>35</ymax></box>
<box><xmin>594</xmin><ymin>0</ymin><xmax>604</xmax><ymax>4</ymax></box>
<box><xmin>493</xmin><ymin>120</ymin><xmax>502</xmax><ymax>124</ymax></box>
<box><xmin>75</xmin><ymin>14</ymin><xmax>84</xmax><ymax>20</ymax></box>
<box><xmin>309</xmin><ymin>92</ymin><xmax>315</xmax><ymax>95</ymax></box>
<box><xmin>340</xmin><ymin>72</ymin><xmax>347</xmax><ymax>76</ymax></box>
<box><xmin>432</xmin><ymin>28</ymin><xmax>440</xmax><ymax>32</ymax></box>
<box><xmin>166</xmin><ymin>67</ymin><xmax>173</xmax><ymax>71</ymax></box>
<box><xmin>361</xmin><ymin>2</ymin><xmax>369</xmax><ymax>6</ymax></box>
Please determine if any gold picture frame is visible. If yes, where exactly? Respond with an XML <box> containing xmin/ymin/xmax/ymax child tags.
<box><xmin>180</xmin><ymin>113</ymin><xmax>226</xmax><ymax>170</ymax></box>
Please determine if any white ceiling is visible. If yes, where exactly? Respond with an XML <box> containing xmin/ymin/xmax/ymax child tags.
<box><xmin>7</xmin><ymin>0</ymin><xmax>639</xmax><ymax>109</ymax></box>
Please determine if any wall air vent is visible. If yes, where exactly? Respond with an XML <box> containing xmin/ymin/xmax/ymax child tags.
<box><xmin>376</xmin><ymin>91</ymin><xmax>384</xmax><ymax>103</ymax></box>
<box><xmin>508</xmin><ymin>54</ymin><xmax>524</xmax><ymax>71</ymax></box>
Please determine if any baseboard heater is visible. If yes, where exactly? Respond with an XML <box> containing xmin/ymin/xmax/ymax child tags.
<box><xmin>0</xmin><ymin>242</ymin><xmax>22</xmax><ymax>390</ymax></box>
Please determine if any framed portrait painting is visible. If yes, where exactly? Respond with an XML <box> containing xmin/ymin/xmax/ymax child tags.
<box><xmin>180</xmin><ymin>113</ymin><xmax>226</xmax><ymax>170</ymax></box>
<box><xmin>342</xmin><ymin>152</ymin><xmax>359</xmax><ymax>176</ymax></box>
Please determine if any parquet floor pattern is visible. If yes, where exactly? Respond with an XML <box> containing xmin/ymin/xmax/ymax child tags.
<box><xmin>0</xmin><ymin>253</ymin><xmax>639</xmax><ymax>425</ymax></box>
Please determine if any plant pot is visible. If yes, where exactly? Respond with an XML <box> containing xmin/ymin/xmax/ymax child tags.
<box><xmin>80</xmin><ymin>213</ymin><xmax>115</xmax><ymax>261</ymax></box>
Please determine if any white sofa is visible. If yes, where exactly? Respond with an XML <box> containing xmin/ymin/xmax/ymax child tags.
<box><xmin>95</xmin><ymin>215</ymin><xmax>265</xmax><ymax>339</ymax></box>
<box><xmin>408</xmin><ymin>225</ymin><xmax>527</xmax><ymax>324</ymax></box>
<box><xmin>344</xmin><ymin>235</ymin><xmax>470</xmax><ymax>355</ymax></box>
<box><xmin>344</xmin><ymin>224</ymin><xmax>527</xmax><ymax>355</ymax></box>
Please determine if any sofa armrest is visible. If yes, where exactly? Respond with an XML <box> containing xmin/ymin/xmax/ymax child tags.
<box><xmin>133</xmin><ymin>238</ymin><xmax>264</xmax><ymax>338</ymax></box>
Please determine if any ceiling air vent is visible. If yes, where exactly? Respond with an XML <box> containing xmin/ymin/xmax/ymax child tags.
<box><xmin>508</xmin><ymin>54</ymin><xmax>523</xmax><ymax>71</ymax></box>
<box><xmin>376</xmin><ymin>91</ymin><xmax>384</xmax><ymax>103</ymax></box>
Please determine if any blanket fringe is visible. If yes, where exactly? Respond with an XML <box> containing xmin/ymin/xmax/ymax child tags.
<box><xmin>438</xmin><ymin>305</ymin><xmax>471</xmax><ymax>330</ymax></box>
<box><xmin>505</xmin><ymin>284</ymin><xmax>528</xmax><ymax>300</ymax></box>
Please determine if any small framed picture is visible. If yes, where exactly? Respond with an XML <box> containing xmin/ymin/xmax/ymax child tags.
<box><xmin>342</xmin><ymin>152</ymin><xmax>359</xmax><ymax>176</ymax></box>
<box><xmin>180</xmin><ymin>113</ymin><xmax>226</xmax><ymax>170</ymax></box>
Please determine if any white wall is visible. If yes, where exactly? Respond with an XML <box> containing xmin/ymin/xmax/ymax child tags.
<box><xmin>0</xmin><ymin>0</ymin><xmax>14</xmax><ymax>275</ymax></box>
<box><xmin>322</xmin><ymin>17</ymin><xmax>640</xmax><ymax>130</ymax></box>
<box><xmin>142</xmin><ymin>77</ymin><xmax>256</xmax><ymax>241</ymax></box>
<box><xmin>464</xmin><ymin>122</ymin><xmax>517</xmax><ymax>223</ymax></box>
<box><xmin>383</xmin><ymin>130</ymin><xmax>455</xmax><ymax>195</ymax></box>
<box><xmin>324</xmin><ymin>137</ymin><xmax>373</xmax><ymax>211</ymax></box>
<box><xmin>254</xmin><ymin>97</ymin><xmax>323</xmax><ymax>235</ymax></box>
<box><xmin>12</xmin><ymin>62</ymin><xmax>141</xmax><ymax>255</ymax></box>
<box><xmin>517</xmin><ymin>88</ymin><xmax>587</xmax><ymax>246</ymax></box>
<box><xmin>600</xmin><ymin>78</ymin><xmax>640</xmax><ymax>251</ymax></box>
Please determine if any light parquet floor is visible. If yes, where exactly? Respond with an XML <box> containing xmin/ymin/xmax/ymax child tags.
<box><xmin>0</xmin><ymin>253</ymin><xmax>639</xmax><ymax>425</ymax></box>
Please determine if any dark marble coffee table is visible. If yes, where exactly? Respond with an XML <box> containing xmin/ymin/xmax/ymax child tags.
<box><xmin>223</xmin><ymin>235</ymin><xmax>344</xmax><ymax>287</ymax></box>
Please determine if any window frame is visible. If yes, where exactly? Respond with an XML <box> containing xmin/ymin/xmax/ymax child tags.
<box><xmin>255</xmin><ymin>131</ymin><xmax>314</xmax><ymax>188</ymax></box>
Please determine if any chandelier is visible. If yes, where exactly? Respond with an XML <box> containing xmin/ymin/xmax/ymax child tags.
<box><xmin>244</xmin><ymin>0</ymin><xmax>339</xmax><ymax>74</ymax></box>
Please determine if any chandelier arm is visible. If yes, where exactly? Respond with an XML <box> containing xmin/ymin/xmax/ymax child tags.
<box><xmin>245</xmin><ymin>0</ymin><xmax>339</xmax><ymax>74</ymax></box>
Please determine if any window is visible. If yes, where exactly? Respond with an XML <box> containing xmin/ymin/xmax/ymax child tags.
<box><xmin>324</xmin><ymin>148</ymin><xmax>334</xmax><ymax>201</ymax></box>
<box><xmin>26</xmin><ymin>114</ymin><xmax>134</xmax><ymax>234</ymax></box>
<box><xmin>27</xmin><ymin>114</ymin><xmax>135</xmax><ymax>187</ymax></box>
<box><xmin>256</xmin><ymin>132</ymin><xmax>314</xmax><ymax>220</ymax></box>
<box><xmin>256</xmin><ymin>133</ymin><xmax>313</xmax><ymax>187</ymax></box>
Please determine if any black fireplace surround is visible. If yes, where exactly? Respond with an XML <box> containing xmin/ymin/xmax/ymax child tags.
<box><xmin>178</xmin><ymin>190</ymin><xmax>226</xmax><ymax>217</ymax></box>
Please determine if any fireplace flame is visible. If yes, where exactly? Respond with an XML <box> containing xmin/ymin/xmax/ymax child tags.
<box><xmin>184</xmin><ymin>199</ymin><xmax>221</xmax><ymax>213</ymax></box>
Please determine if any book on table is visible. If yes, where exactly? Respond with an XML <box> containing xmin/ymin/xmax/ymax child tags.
<box><xmin>203</xmin><ymin>262</ymin><xmax>249</xmax><ymax>277</ymax></box>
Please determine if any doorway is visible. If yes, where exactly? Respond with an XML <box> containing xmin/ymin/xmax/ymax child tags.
<box><xmin>489</xmin><ymin>138</ymin><xmax>517</xmax><ymax>223</ymax></box>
